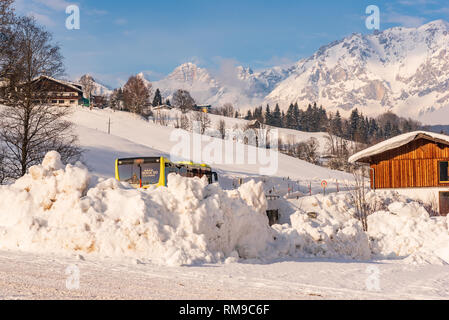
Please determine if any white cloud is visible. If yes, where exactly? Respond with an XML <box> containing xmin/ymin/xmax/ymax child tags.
<box><xmin>398</xmin><ymin>0</ymin><xmax>438</xmax><ymax>5</ymax></box>
<box><xmin>384</xmin><ymin>13</ymin><xmax>427</xmax><ymax>27</ymax></box>
<box><xmin>32</xmin><ymin>0</ymin><xmax>72</xmax><ymax>11</ymax></box>
<box><xmin>27</xmin><ymin>11</ymin><xmax>55</xmax><ymax>26</ymax></box>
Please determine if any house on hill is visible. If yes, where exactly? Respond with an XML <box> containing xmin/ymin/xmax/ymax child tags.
<box><xmin>30</xmin><ymin>75</ymin><xmax>84</xmax><ymax>106</ymax></box>
<box><xmin>193</xmin><ymin>105</ymin><xmax>212</xmax><ymax>113</ymax></box>
<box><xmin>349</xmin><ymin>131</ymin><xmax>449</xmax><ymax>216</ymax></box>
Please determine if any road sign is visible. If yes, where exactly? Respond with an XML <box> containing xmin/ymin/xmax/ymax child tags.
<box><xmin>321</xmin><ymin>180</ymin><xmax>328</xmax><ymax>196</ymax></box>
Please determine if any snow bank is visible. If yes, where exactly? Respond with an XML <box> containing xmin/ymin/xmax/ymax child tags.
<box><xmin>1</xmin><ymin>152</ymin><xmax>448</xmax><ymax>266</ymax></box>
<box><xmin>273</xmin><ymin>193</ymin><xmax>371</xmax><ymax>261</ymax></box>
<box><xmin>282</xmin><ymin>191</ymin><xmax>449</xmax><ymax>265</ymax></box>
<box><xmin>368</xmin><ymin>201</ymin><xmax>449</xmax><ymax>265</ymax></box>
<box><xmin>0</xmin><ymin>152</ymin><xmax>274</xmax><ymax>266</ymax></box>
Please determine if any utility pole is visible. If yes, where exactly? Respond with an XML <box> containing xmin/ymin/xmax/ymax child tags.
<box><xmin>108</xmin><ymin>117</ymin><xmax>111</xmax><ymax>134</ymax></box>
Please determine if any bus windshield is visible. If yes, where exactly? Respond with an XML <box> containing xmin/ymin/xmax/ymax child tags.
<box><xmin>117</xmin><ymin>160</ymin><xmax>161</xmax><ymax>186</ymax></box>
<box><xmin>140</xmin><ymin>162</ymin><xmax>161</xmax><ymax>185</ymax></box>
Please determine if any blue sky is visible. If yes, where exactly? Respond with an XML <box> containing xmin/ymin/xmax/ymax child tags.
<box><xmin>14</xmin><ymin>0</ymin><xmax>449</xmax><ymax>87</ymax></box>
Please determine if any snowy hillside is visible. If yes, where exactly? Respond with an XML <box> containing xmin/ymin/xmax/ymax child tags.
<box><xmin>71</xmin><ymin>107</ymin><xmax>351</xmax><ymax>185</ymax></box>
<box><xmin>153</xmin><ymin>108</ymin><xmax>343</xmax><ymax>154</ymax></box>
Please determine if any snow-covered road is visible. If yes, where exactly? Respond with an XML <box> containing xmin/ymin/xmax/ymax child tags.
<box><xmin>1</xmin><ymin>250</ymin><xmax>448</xmax><ymax>300</ymax></box>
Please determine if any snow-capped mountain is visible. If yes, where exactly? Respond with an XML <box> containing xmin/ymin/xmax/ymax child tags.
<box><xmin>151</xmin><ymin>62</ymin><xmax>293</xmax><ymax>108</ymax></box>
<box><xmin>154</xmin><ymin>63</ymin><xmax>221</xmax><ymax>104</ymax></box>
<box><xmin>140</xmin><ymin>20</ymin><xmax>449</xmax><ymax>124</ymax></box>
<box><xmin>266</xmin><ymin>20</ymin><xmax>449</xmax><ymax>121</ymax></box>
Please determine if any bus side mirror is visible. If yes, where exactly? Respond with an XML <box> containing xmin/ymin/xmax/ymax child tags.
<box><xmin>212</xmin><ymin>172</ymin><xmax>218</xmax><ymax>183</ymax></box>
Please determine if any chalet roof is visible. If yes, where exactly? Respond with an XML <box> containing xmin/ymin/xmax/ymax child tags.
<box><xmin>348</xmin><ymin>131</ymin><xmax>449</xmax><ymax>164</ymax></box>
<box><xmin>32</xmin><ymin>75</ymin><xmax>83</xmax><ymax>93</ymax></box>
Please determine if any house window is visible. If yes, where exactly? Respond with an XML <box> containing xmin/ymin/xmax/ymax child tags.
<box><xmin>70</xmin><ymin>100</ymin><xmax>75</xmax><ymax>104</ymax></box>
<box><xmin>440</xmin><ymin>161</ymin><xmax>449</xmax><ymax>183</ymax></box>
<box><xmin>52</xmin><ymin>100</ymin><xmax>57</xmax><ymax>104</ymax></box>
<box><xmin>59</xmin><ymin>100</ymin><xmax>65</xmax><ymax>104</ymax></box>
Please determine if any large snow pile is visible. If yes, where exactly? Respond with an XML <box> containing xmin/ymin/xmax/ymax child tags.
<box><xmin>0</xmin><ymin>152</ymin><xmax>275</xmax><ymax>266</ymax></box>
<box><xmin>1</xmin><ymin>152</ymin><xmax>448</xmax><ymax>266</ymax></box>
<box><xmin>281</xmin><ymin>191</ymin><xmax>449</xmax><ymax>265</ymax></box>
<box><xmin>273</xmin><ymin>193</ymin><xmax>372</xmax><ymax>261</ymax></box>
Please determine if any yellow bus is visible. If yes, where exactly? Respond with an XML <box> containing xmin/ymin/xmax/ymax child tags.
<box><xmin>115</xmin><ymin>157</ymin><xmax>218</xmax><ymax>188</ymax></box>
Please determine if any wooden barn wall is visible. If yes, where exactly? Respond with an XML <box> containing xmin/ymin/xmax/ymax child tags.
<box><xmin>369</xmin><ymin>138</ymin><xmax>449</xmax><ymax>189</ymax></box>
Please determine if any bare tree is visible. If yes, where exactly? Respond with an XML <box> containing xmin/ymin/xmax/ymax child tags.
<box><xmin>173</xmin><ymin>89</ymin><xmax>195</xmax><ymax>113</ymax></box>
<box><xmin>79</xmin><ymin>74</ymin><xmax>95</xmax><ymax>104</ymax></box>
<box><xmin>191</xmin><ymin>111</ymin><xmax>211</xmax><ymax>134</ymax></box>
<box><xmin>180</xmin><ymin>113</ymin><xmax>190</xmax><ymax>131</ymax></box>
<box><xmin>109</xmin><ymin>88</ymin><xmax>124</xmax><ymax>110</ymax></box>
<box><xmin>0</xmin><ymin>16</ymin><xmax>81</xmax><ymax>181</ymax></box>
<box><xmin>213</xmin><ymin>103</ymin><xmax>234</xmax><ymax>117</ymax></box>
<box><xmin>123</xmin><ymin>75</ymin><xmax>150</xmax><ymax>114</ymax></box>
<box><xmin>0</xmin><ymin>0</ymin><xmax>14</xmax><ymax>26</ymax></box>
<box><xmin>349</xmin><ymin>167</ymin><xmax>369</xmax><ymax>231</ymax></box>
<box><xmin>296</xmin><ymin>138</ymin><xmax>320</xmax><ymax>164</ymax></box>
<box><xmin>217</xmin><ymin>119</ymin><xmax>226</xmax><ymax>139</ymax></box>
<box><xmin>154</xmin><ymin>110</ymin><xmax>169</xmax><ymax>126</ymax></box>
<box><xmin>0</xmin><ymin>0</ymin><xmax>15</xmax><ymax>77</ymax></box>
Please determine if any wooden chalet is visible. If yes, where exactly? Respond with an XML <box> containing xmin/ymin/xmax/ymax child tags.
<box><xmin>349</xmin><ymin>131</ymin><xmax>449</xmax><ymax>216</ymax></box>
<box><xmin>30</xmin><ymin>75</ymin><xmax>84</xmax><ymax>106</ymax></box>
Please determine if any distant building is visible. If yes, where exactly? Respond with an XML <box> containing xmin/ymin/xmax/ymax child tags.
<box><xmin>30</xmin><ymin>75</ymin><xmax>84</xmax><ymax>106</ymax></box>
<box><xmin>349</xmin><ymin>131</ymin><xmax>449</xmax><ymax>216</ymax></box>
<box><xmin>152</xmin><ymin>104</ymin><xmax>173</xmax><ymax>111</ymax></box>
<box><xmin>247</xmin><ymin>120</ymin><xmax>262</xmax><ymax>129</ymax></box>
<box><xmin>193</xmin><ymin>105</ymin><xmax>212</xmax><ymax>113</ymax></box>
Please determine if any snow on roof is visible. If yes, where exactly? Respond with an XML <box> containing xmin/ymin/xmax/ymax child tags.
<box><xmin>33</xmin><ymin>75</ymin><xmax>83</xmax><ymax>93</ymax></box>
<box><xmin>348</xmin><ymin>131</ymin><xmax>449</xmax><ymax>163</ymax></box>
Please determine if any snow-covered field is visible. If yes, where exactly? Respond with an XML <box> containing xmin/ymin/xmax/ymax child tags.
<box><xmin>2</xmin><ymin>250</ymin><xmax>449</xmax><ymax>300</ymax></box>
<box><xmin>0</xmin><ymin>106</ymin><xmax>448</xmax><ymax>299</ymax></box>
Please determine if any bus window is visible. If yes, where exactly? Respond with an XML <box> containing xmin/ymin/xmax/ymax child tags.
<box><xmin>165</xmin><ymin>165</ymin><xmax>179</xmax><ymax>183</ymax></box>
<box><xmin>179</xmin><ymin>166</ymin><xmax>187</xmax><ymax>177</ymax></box>
<box><xmin>118</xmin><ymin>163</ymin><xmax>140</xmax><ymax>185</ymax></box>
<box><xmin>140</xmin><ymin>162</ymin><xmax>161</xmax><ymax>185</ymax></box>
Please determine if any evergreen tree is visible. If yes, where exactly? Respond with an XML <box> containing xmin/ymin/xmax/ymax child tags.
<box><xmin>302</xmin><ymin>104</ymin><xmax>313</xmax><ymax>131</ymax></box>
<box><xmin>349</xmin><ymin>109</ymin><xmax>360</xmax><ymax>140</ymax></box>
<box><xmin>253</xmin><ymin>106</ymin><xmax>264</xmax><ymax>123</ymax></box>
<box><xmin>265</xmin><ymin>104</ymin><xmax>272</xmax><ymax>125</ymax></box>
<box><xmin>384</xmin><ymin>121</ymin><xmax>392</xmax><ymax>138</ymax></box>
<box><xmin>331</xmin><ymin>111</ymin><xmax>343</xmax><ymax>136</ymax></box>
<box><xmin>152</xmin><ymin>88</ymin><xmax>162</xmax><ymax>106</ymax></box>
<box><xmin>285</xmin><ymin>104</ymin><xmax>296</xmax><ymax>129</ymax></box>
<box><xmin>293</xmin><ymin>103</ymin><xmax>301</xmax><ymax>130</ymax></box>
<box><xmin>272</xmin><ymin>104</ymin><xmax>282</xmax><ymax>127</ymax></box>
